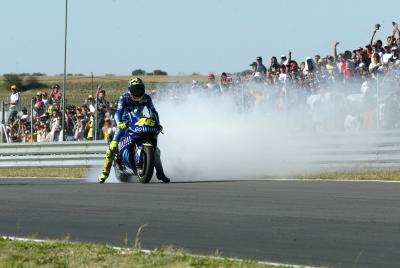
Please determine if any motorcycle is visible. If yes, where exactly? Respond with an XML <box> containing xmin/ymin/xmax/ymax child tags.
<box><xmin>113</xmin><ymin>116</ymin><xmax>162</xmax><ymax>183</ymax></box>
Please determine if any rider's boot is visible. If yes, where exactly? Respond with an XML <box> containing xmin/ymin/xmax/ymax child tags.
<box><xmin>154</xmin><ymin>148</ymin><xmax>170</xmax><ymax>183</ymax></box>
<box><xmin>98</xmin><ymin>141</ymin><xmax>119</xmax><ymax>183</ymax></box>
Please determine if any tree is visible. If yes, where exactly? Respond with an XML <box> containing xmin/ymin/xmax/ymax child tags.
<box><xmin>32</xmin><ymin>72</ymin><xmax>46</xmax><ymax>76</ymax></box>
<box><xmin>153</xmin><ymin>69</ymin><xmax>168</xmax><ymax>76</ymax></box>
<box><xmin>3</xmin><ymin>73</ymin><xmax>23</xmax><ymax>91</ymax></box>
<box><xmin>2</xmin><ymin>73</ymin><xmax>46</xmax><ymax>92</ymax></box>
<box><xmin>131</xmin><ymin>69</ymin><xmax>146</xmax><ymax>76</ymax></box>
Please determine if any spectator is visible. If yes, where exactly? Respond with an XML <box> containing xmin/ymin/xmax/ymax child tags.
<box><xmin>249</xmin><ymin>62</ymin><xmax>257</xmax><ymax>76</ymax></box>
<box><xmin>33</xmin><ymin>92</ymin><xmax>45</xmax><ymax>118</ymax></box>
<box><xmin>205</xmin><ymin>73</ymin><xmax>221</xmax><ymax>93</ymax></box>
<box><xmin>7</xmin><ymin>84</ymin><xmax>21</xmax><ymax>122</ymax></box>
<box><xmin>48</xmin><ymin>109</ymin><xmax>61</xmax><ymax>141</ymax></box>
<box><xmin>254</xmin><ymin>56</ymin><xmax>267</xmax><ymax>80</ymax></box>
<box><xmin>42</xmin><ymin>91</ymin><xmax>49</xmax><ymax>111</ymax></box>
<box><xmin>369</xmin><ymin>53</ymin><xmax>383</xmax><ymax>74</ymax></box>
<box><xmin>220</xmin><ymin>72</ymin><xmax>233</xmax><ymax>92</ymax></box>
<box><xmin>50</xmin><ymin>84</ymin><xmax>62</xmax><ymax>104</ymax></box>
<box><xmin>102</xmin><ymin>118</ymin><xmax>113</xmax><ymax>141</ymax></box>
<box><xmin>95</xmin><ymin>86</ymin><xmax>110</xmax><ymax>140</ymax></box>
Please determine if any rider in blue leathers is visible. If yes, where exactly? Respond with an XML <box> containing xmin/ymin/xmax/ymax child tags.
<box><xmin>98</xmin><ymin>77</ymin><xmax>170</xmax><ymax>183</ymax></box>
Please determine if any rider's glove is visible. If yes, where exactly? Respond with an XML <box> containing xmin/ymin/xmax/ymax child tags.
<box><xmin>117</xmin><ymin>122</ymin><xmax>128</xmax><ymax>130</ymax></box>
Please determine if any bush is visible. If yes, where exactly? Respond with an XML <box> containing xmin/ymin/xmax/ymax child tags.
<box><xmin>153</xmin><ymin>70</ymin><xmax>168</xmax><ymax>76</ymax></box>
<box><xmin>131</xmin><ymin>69</ymin><xmax>146</xmax><ymax>76</ymax></box>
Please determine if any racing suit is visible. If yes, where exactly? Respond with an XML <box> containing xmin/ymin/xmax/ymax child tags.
<box><xmin>99</xmin><ymin>91</ymin><xmax>169</xmax><ymax>183</ymax></box>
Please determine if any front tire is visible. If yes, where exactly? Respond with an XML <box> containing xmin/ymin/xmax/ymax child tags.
<box><xmin>137</xmin><ymin>146</ymin><xmax>155</xmax><ymax>183</ymax></box>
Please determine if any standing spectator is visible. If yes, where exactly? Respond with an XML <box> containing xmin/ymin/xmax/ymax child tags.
<box><xmin>249</xmin><ymin>62</ymin><xmax>257</xmax><ymax>76</ymax></box>
<box><xmin>220</xmin><ymin>72</ymin><xmax>232</xmax><ymax>93</ymax></box>
<box><xmin>7</xmin><ymin>84</ymin><xmax>21</xmax><ymax>122</ymax></box>
<box><xmin>50</xmin><ymin>84</ymin><xmax>62</xmax><ymax>104</ymax></box>
<box><xmin>102</xmin><ymin>118</ymin><xmax>113</xmax><ymax>141</ymax></box>
<box><xmin>42</xmin><ymin>91</ymin><xmax>49</xmax><ymax>111</ymax></box>
<box><xmin>33</xmin><ymin>92</ymin><xmax>45</xmax><ymax>118</ymax></box>
<box><xmin>48</xmin><ymin>110</ymin><xmax>61</xmax><ymax>141</ymax></box>
<box><xmin>205</xmin><ymin>74</ymin><xmax>221</xmax><ymax>93</ymax></box>
<box><xmin>84</xmin><ymin>95</ymin><xmax>96</xmax><ymax>114</ymax></box>
<box><xmin>369</xmin><ymin>53</ymin><xmax>383</xmax><ymax>74</ymax></box>
<box><xmin>254</xmin><ymin>56</ymin><xmax>267</xmax><ymax>80</ymax></box>
<box><xmin>95</xmin><ymin>86</ymin><xmax>110</xmax><ymax>140</ymax></box>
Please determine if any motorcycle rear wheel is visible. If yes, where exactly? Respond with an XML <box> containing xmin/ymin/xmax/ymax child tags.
<box><xmin>137</xmin><ymin>146</ymin><xmax>155</xmax><ymax>183</ymax></box>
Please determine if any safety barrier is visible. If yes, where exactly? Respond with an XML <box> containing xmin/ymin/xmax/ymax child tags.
<box><xmin>1</xmin><ymin>131</ymin><xmax>400</xmax><ymax>171</ymax></box>
<box><xmin>0</xmin><ymin>141</ymin><xmax>107</xmax><ymax>168</ymax></box>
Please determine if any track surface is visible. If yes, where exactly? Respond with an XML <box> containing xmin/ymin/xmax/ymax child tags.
<box><xmin>0</xmin><ymin>178</ymin><xmax>399</xmax><ymax>267</ymax></box>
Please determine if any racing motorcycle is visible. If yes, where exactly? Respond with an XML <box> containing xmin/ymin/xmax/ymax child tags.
<box><xmin>113</xmin><ymin>116</ymin><xmax>162</xmax><ymax>183</ymax></box>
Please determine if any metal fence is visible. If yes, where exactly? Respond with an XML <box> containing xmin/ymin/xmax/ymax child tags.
<box><xmin>0</xmin><ymin>140</ymin><xmax>106</xmax><ymax>168</ymax></box>
<box><xmin>1</xmin><ymin>131</ymin><xmax>400</xmax><ymax>172</ymax></box>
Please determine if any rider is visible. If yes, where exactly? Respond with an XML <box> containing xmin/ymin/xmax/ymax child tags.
<box><xmin>98</xmin><ymin>77</ymin><xmax>170</xmax><ymax>183</ymax></box>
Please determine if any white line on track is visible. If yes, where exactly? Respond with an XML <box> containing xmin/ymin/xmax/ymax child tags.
<box><xmin>1</xmin><ymin>235</ymin><xmax>316</xmax><ymax>268</ymax></box>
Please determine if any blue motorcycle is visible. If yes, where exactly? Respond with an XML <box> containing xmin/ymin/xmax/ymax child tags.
<box><xmin>113</xmin><ymin>116</ymin><xmax>162</xmax><ymax>183</ymax></box>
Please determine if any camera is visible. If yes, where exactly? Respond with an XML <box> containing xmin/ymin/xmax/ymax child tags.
<box><xmin>375</xmin><ymin>24</ymin><xmax>381</xmax><ymax>30</ymax></box>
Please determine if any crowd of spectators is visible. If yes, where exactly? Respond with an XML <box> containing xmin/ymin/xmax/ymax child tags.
<box><xmin>189</xmin><ymin>22</ymin><xmax>400</xmax><ymax>130</ymax></box>
<box><xmin>3</xmin><ymin>22</ymin><xmax>400</xmax><ymax>142</ymax></box>
<box><xmin>3</xmin><ymin>84</ymin><xmax>116</xmax><ymax>143</ymax></box>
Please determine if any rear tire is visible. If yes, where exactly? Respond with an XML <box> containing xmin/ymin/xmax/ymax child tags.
<box><xmin>137</xmin><ymin>146</ymin><xmax>155</xmax><ymax>183</ymax></box>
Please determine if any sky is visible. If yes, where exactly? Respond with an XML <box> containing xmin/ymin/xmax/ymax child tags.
<box><xmin>1</xmin><ymin>0</ymin><xmax>399</xmax><ymax>76</ymax></box>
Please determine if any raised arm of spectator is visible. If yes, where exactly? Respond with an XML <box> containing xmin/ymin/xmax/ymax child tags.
<box><xmin>334</xmin><ymin>42</ymin><xmax>339</xmax><ymax>60</ymax></box>
<box><xmin>393</xmin><ymin>22</ymin><xmax>400</xmax><ymax>39</ymax></box>
<box><xmin>370</xmin><ymin>29</ymin><xmax>377</xmax><ymax>47</ymax></box>
<box><xmin>288</xmin><ymin>50</ymin><xmax>292</xmax><ymax>64</ymax></box>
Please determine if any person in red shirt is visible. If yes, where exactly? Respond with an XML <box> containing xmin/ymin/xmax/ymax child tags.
<box><xmin>50</xmin><ymin>84</ymin><xmax>62</xmax><ymax>104</ymax></box>
<box><xmin>343</xmin><ymin>60</ymin><xmax>354</xmax><ymax>78</ymax></box>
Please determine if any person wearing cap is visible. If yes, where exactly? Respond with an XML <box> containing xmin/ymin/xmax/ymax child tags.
<box><xmin>50</xmin><ymin>84</ymin><xmax>62</xmax><ymax>104</ymax></box>
<box><xmin>249</xmin><ymin>62</ymin><xmax>257</xmax><ymax>76</ymax></box>
<box><xmin>205</xmin><ymin>73</ymin><xmax>221</xmax><ymax>93</ymax></box>
<box><xmin>33</xmin><ymin>92</ymin><xmax>45</xmax><ymax>118</ymax></box>
<box><xmin>95</xmin><ymin>87</ymin><xmax>110</xmax><ymax>140</ymax></box>
<box><xmin>7</xmin><ymin>84</ymin><xmax>21</xmax><ymax>122</ymax></box>
<box><xmin>41</xmin><ymin>91</ymin><xmax>49</xmax><ymax>111</ymax></box>
<box><xmin>252</xmin><ymin>56</ymin><xmax>266</xmax><ymax>82</ymax></box>
<box><xmin>220</xmin><ymin>72</ymin><xmax>233</xmax><ymax>92</ymax></box>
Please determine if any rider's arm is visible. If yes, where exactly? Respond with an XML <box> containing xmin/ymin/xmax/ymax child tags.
<box><xmin>115</xmin><ymin>95</ymin><xmax>125</xmax><ymax>125</ymax></box>
<box><xmin>145</xmin><ymin>96</ymin><xmax>160</xmax><ymax>124</ymax></box>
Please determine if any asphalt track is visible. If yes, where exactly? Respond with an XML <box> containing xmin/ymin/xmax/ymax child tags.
<box><xmin>0</xmin><ymin>178</ymin><xmax>399</xmax><ymax>268</ymax></box>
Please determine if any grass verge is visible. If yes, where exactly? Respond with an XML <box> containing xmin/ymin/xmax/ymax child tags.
<box><xmin>2</xmin><ymin>167</ymin><xmax>399</xmax><ymax>181</ymax></box>
<box><xmin>297</xmin><ymin>170</ymin><xmax>400</xmax><ymax>181</ymax></box>
<box><xmin>0</xmin><ymin>238</ymin><xmax>291</xmax><ymax>268</ymax></box>
<box><xmin>0</xmin><ymin>167</ymin><xmax>87</xmax><ymax>178</ymax></box>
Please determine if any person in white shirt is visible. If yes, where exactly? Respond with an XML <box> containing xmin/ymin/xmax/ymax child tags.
<box><xmin>8</xmin><ymin>84</ymin><xmax>21</xmax><ymax>122</ymax></box>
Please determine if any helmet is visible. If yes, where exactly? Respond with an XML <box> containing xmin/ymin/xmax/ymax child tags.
<box><xmin>128</xmin><ymin>77</ymin><xmax>145</xmax><ymax>97</ymax></box>
<box><xmin>207</xmin><ymin>73</ymin><xmax>215</xmax><ymax>79</ymax></box>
